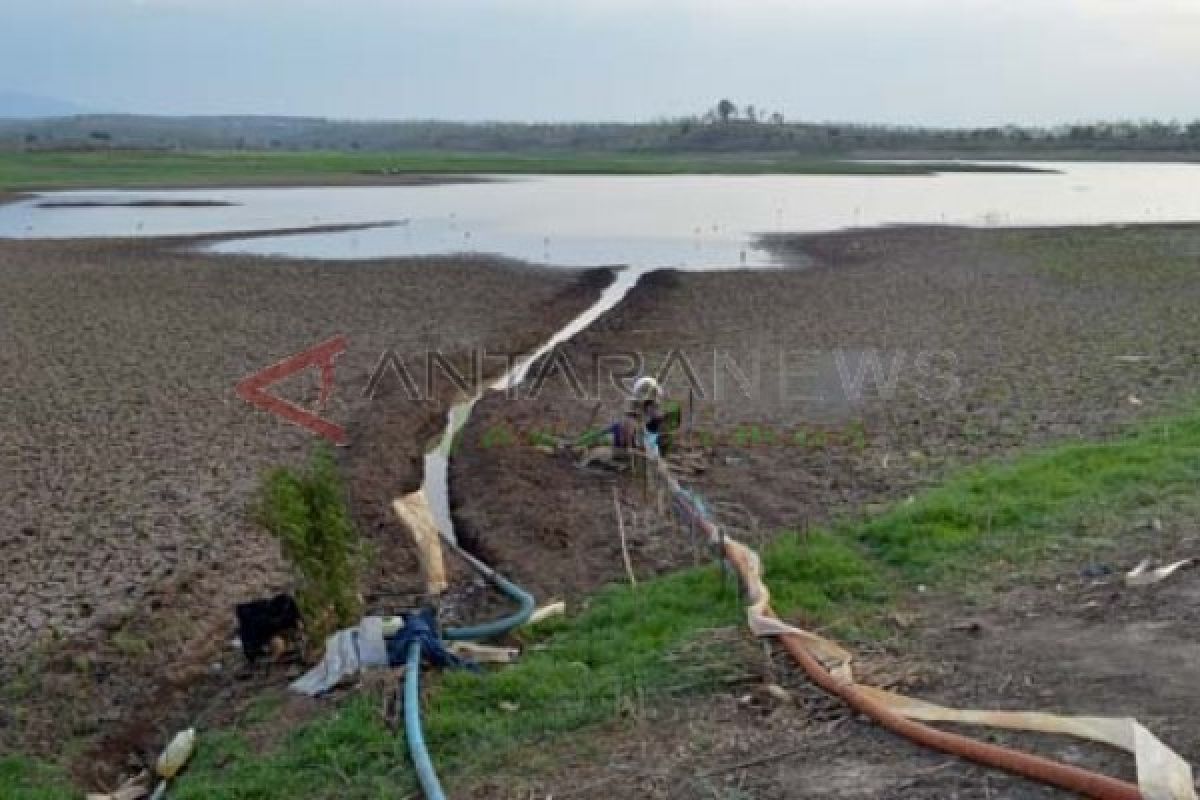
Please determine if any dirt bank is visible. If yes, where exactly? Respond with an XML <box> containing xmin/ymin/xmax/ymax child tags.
<box><xmin>4</xmin><ymin>174</ymin><xmax>487</xmax><ymax>193</ymax></box>
<box><xmin>448</xmin><ymin>224</ymin><xmax>1200</xmax><ymax>795</ymax></box>
<box><xmin>453</xmin><ymin>224</ymin><xmax>1200</xmax><ymax>604</ymax></box>
<box><xmin>0</xmin><ymin>232</ymin><xmax>609</xmax><ymax>782</ymax></box>
<box><xmin>36</xmin><ymin>199</ymin><xmax>238</xmax><ymax>208</ymax></box>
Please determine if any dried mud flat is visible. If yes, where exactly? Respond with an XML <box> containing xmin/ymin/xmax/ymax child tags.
<box><xmin>0</xmin><ymin>232</ymin><xmax>608</xmax><ymax>782</ymax></box>
<box><xmin>454</xmin><ymin>224</ymin><xmax>1200</xmax><ymax>602</ymax></box>
<box><xmin>450</xmin><ymin>224</ymin><xmax>1200</xmax><ymax>796</ymax></box>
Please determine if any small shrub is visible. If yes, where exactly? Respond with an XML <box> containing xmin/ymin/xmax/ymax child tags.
<box><xmin>258</xmin><ymin>446</ymin><xmax>363</xmax><ymax>648</ymax></box>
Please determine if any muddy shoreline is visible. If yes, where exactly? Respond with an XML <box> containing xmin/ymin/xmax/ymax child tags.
<box><xmin>36</xmin><ymin>199</ymin><xmax>239</xmax><ymax>208</ymax></box>
<box><xmin>0</xmin><ymin>176</ymin><xmax>482</xmax><ymax>212</ymax></box>
<box><xmin>2</xmin><ymin>174</ymin><xmax>488</xmax><ymax>195</ymax></box>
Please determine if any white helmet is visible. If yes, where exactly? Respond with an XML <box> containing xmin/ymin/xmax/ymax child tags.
<box><xmin>632</xmin><ymin>376</ymin><xmax>662</xmax><ymax>400</ymax></box>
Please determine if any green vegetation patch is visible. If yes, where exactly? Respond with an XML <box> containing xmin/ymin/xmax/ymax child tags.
<box><xmin>0</xmin><ymin>150</ymin><xmax>1045</xmax><ymax>190</ymax></box>
<box><xmin>1002</xmin><ymin>227</ymin><xmax>1200</xmax><ymax>283</ymax></box>
<box><xmin>858</xmin><ymin>408</ymin><xmax>1200</xmax><ymax>580</ymax></box>
<box><xmin>0</xmin><ymin>756</ymin><xmax>74</xmax><ymax>800</ymax></box>
<box><xmin>258</xmin><ymin>445</ymin><xmax>364</xmax><ymax>646</ymax></box>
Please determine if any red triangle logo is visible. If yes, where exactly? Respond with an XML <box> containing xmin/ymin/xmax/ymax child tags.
<box><xmin>236</xmin><ymin>335</ymin><xmax>348</xmax><ymax>444</ymax></box>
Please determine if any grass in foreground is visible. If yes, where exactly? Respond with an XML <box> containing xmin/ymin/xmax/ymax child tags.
<box><xmin>0</xmin><ymin>150</ymin><xmax>1044</xmax><ymax>190</ymax></box>
<box><xmin>0</xmin><ymin>758</ymin><xmax>74</xmax><ymax>800</ymax></box>
<box><xmin>167</xmin><ymin>529</ymin><xmax>882</xmax><ymax>800</ymax></box>
<box><xmin>8</xmin><ymin>403</ymin><xmax>1199</xmax><ymax>799</ymax></box>
<box><xmin>858</xmin><ymin>408</ymin><xmax>1200</xmax><ymax>581</ymax></box>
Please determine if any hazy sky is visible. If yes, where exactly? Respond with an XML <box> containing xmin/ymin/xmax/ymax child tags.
<box><xmin>5</xmin><ymin>0</ymin><xmax>1200</xmax><ymax>125</ymax></box>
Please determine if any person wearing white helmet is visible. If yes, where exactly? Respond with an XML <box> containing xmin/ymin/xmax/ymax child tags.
<box><xmin>632</xmin><ymin>376</ymin><xmax>666</xmax><ymax>455</ymax></box>
<box><xmin>578</xmin><ymin>376</ymin><xmax>678</xmax><ymax>468</ymax></box>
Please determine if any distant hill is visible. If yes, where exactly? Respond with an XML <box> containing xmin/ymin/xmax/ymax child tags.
<box><xmin>0</xmin><ymin>91</ymin><xmax>87</xmax><ymax>119</ymax></box>
<box><xmin>0</xmin><ymin>112</ymin><xmax>1198</xmax><ymax>159</ymax></box>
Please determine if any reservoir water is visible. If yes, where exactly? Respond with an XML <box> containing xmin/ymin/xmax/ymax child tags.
<box><xmin>3</xmin><ymin>162</ymin><xmax>1199</xmax><ymax>269</ymax></box>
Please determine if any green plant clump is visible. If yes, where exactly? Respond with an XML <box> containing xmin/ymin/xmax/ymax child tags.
<box><xmin>258</xmin><ymin>445</ymin><xmax>364</xmax><ymax>645</ymax></box>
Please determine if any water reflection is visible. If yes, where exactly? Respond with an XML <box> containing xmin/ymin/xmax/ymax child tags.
<box><xmin>2</xmin><ymin>163</ymin><xmax>1200</xmax><ymax>270</ymax></box>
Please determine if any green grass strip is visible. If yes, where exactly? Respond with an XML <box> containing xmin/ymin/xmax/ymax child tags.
<box><xmin>858</xmin><ymin>410</ymin><xmax>1200</xmax><ymax>580</ymax></box>
<box><xmin>0</xmin><ymin>756</ymin><xmax>75</xmax><ymax>800</ymax></box>
<box><xmin>168</xmin><ymin>530</ymin><xmax>880</xmax><ymax>799</ymax></box>
<box><xmin>0</xmin><ymin>150</ymin><xmax>1039</xmax><ymax>190</ymax></box>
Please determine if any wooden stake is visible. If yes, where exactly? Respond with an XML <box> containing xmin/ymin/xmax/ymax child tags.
<box><xmin>612</xmin><ymin>487</ymin><xmax>638</xmax><ymax>588</ymax></box>
<box><xmin>528</xmin><ymin>601</ymin><xmax>566</xmax><ymax>625</ymax></box>
<box><xmin>449</xmin><ymin>642</ymin><xmax>519</xmax><ymax>664</ymax></box>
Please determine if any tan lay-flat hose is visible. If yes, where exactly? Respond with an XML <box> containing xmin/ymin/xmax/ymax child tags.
<box><xmin>657</xmin><ymin>450</ymin><xmax>1146</xmax><ymax>800</ymax></box>
<box><xmin>714</xmin><ymin>537</ymin><xmax>1145</xmax><ymax>800</ymax></box>
<box><xmin>769</xmin><ymin>609</ymin><xmax>1143</xmax><ymax>799</ymax></box>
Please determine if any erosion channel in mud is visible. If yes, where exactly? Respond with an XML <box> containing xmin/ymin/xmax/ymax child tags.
<box><xmin>423</xmin><ymin>267</ymin><xmax>643</xmax><ymax>542</ymax></box>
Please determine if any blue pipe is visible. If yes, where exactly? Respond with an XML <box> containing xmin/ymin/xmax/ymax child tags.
<box><xmin>405</xmin><ymin>639</ymin><xmax>446</xmax><ymax>800</ymax></box>
<box><xmin>403</xmin><ymin>564</ymin><xmax>536</xmax><ymax>799</ymax></box>
<box><xmin>445</xmin><ymin>573</ymin><xmax>536</xmax><ymax>641</ymax></box>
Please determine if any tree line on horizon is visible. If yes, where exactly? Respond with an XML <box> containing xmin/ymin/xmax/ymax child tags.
<box><xmin>2</xmin><ymin>99</ymin><xmax>1200</xmax><ymax>157</ymax></box>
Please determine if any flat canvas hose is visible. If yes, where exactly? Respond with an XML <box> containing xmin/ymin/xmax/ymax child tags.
<box><xmin>771</xmin><ymin>624</ymin><xmax>1142</xmax><ymax>800</ymax></box>
<box><xmin>671</xmin><ymin>466</ymin><xmax>1144</xmax><ymax>800</ymax></box>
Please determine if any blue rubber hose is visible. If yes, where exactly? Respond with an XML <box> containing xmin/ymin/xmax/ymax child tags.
<box><xmin>405</xmin><ymin>639</ymin><xmax>446</xmax><ymax>800</ymax></box>
<box><xmin>445</xmin><ymin>572</ymin><xmax>535</xmax><ymax>641</ymax></box>
<box><xmin>403</xmin><ymin>553</ymin><xmax>536</xmax><ymax>800</ymax></box>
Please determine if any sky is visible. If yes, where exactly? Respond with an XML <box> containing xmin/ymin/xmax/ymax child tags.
<box><xmin>3</xmin><ymin>0</ymin><xmax>1200</xmax><ymax>125</ymax></box>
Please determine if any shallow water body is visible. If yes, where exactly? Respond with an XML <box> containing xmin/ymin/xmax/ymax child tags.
<box><xmin>3</xmin><ymin>163</ymin><xmax>1200</xmax><ymax>269</ymax></box>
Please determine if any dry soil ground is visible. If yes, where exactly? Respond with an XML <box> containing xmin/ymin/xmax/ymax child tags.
<box><xmin>0</xmin><ymin>229</ymin><xmax>608</xmax><ymax>783</ymax></box>
<box><xmin>449</xmin><ymin>224</ymin><xmax>1200</xmax><ymax>797</ymax></box>
<box><xmin>453</xmin><ymin>224</ymin><xmax>1200</xmax><ymax>603</ymax></box>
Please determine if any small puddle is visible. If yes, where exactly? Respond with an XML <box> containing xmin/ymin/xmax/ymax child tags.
<box><xmin>422</xmin><ymin>266</ymin><xmax>644</xmax><ymax>541</ymax></box>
